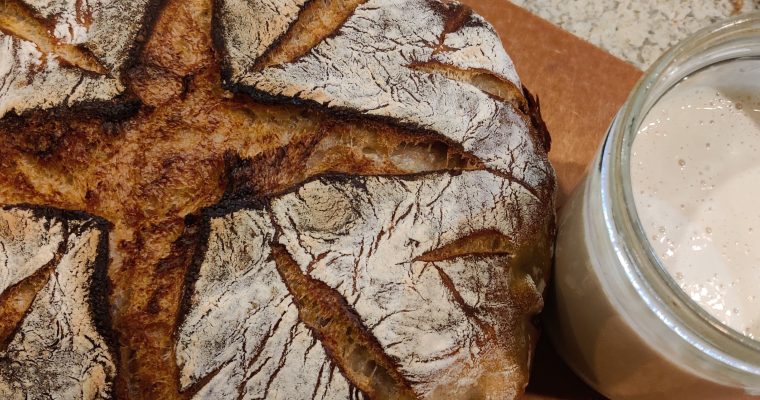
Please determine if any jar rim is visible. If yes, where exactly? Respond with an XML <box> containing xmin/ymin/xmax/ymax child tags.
<box><xmin>602</xmin><ymin>12</ymin><xmax>760</xmax><ymax>385</ymax></box>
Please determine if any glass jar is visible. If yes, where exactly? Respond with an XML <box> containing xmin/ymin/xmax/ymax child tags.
<box><xmin>548</xmin><ymin>13</ymin><xmax>760</xmax><ymax>400</ymax></box>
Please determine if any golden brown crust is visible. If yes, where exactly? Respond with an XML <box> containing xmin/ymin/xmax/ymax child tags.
<box><xmin>0</xmin><ymin>0</ymin><xmax>555</xmax><ymax>398</ymax></box>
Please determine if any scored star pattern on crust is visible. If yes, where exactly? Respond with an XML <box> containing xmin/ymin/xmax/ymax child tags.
<box><xmin>0</xmin><ymin>0</ymin><xmax>555</xmax><ymax>398</ymax></box>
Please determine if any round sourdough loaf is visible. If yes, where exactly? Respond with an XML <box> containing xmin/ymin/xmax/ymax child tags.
<box><xmin>0</xmin><ymin>0</ymin><xmax>556</xmax><ymax>398</ymax></box>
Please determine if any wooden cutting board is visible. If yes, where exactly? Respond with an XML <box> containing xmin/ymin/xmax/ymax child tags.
<box><xmin>458</xmin><ymin>1</ymin><xmax>644</xmax><ymax>398</ymax></box>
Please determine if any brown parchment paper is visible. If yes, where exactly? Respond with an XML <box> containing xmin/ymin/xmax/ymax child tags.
<box><xmin>458</xmin><ymin>1</ymin><xmax>644</xmax><ymax>398</ymax></box>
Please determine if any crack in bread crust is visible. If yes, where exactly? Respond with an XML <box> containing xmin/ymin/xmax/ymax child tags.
<box><xmin>0</xmin><ymin>255</ymin><xmax>61</xmax><ymax>352</ymax></box>
<box><xmin>0</xmin><ymin>0</ymin><xmax>107</xmax><ymax>74</ymax></box>
<box><xmin>213</xmin><ymin>0</ymin><xmax>310</xmax><ymax>80</ymax></box>
<box><xmin>271</xmin><ymin>243</ymin><xmax>418</xmax><ymax>400</ymax></box>
<box><xmin>408</xmin><ymin>61</ymin><xmax>526</xmax><ymax>110</ymax></box>
<box><xmin>255</xmin><ymin>0</ymin><xmax>368</xmax><ymax>69</ymax></box>
<box><xmin>414</xmin><ymin>229</ymin><xmax>515</xmax><ymax>262</ymax></box>
<box><xmin>176</xmin><ymin>204</ymin><xmax>358</xmax><ymax>399</ymax></box>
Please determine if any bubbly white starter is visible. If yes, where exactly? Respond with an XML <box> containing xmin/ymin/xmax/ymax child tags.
<box><xmin>632</xmin><ymin>58</ymin><xmax>760</xmax><ymax>339</ymax></box>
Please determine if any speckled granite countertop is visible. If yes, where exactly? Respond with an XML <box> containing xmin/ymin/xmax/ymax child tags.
<box><xmin>511</xmin><ymin>0</ymin><xmax>760</xmax><ymax>69</ymax></box>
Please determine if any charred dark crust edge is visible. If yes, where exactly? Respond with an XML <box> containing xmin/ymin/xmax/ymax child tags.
<box><xmin>89</xmin><ymin>212</ymin><xmax>117</xmax><ymax>368</ymax></box>
<box><xmin>174</xmin><ymin>211</ymin><xmax>211</xmax><ymax>342</ymax></box>
<box><xmin>0</xmin><ymin>90</ymin><xmax>141</xmax><ymax>137</ymax></box>
<box><xmin>0</xmin><ymin>204</ymin><xmax>119</xmax><ymax>367</ymax></box>
<box><xmin>210</xmin><ymin>1</ymin><xmax>232</xmax><ymax>84</ymax></box>
<box><xmin>116</xmin><ymin>0</ymin><xmax>167</xmax><ymax>77</ymax></box>
<box><xmin>522</xmin><ymin>86</ymin><xmax>551</xmax><ymax>153</ymax></box>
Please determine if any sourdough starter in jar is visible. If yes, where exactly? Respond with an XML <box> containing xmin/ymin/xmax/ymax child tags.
<box><xmin>550</xmin><ymin>16</ymin><xmax>760</xmax><ymax>398</ymax></box>
<box><xmin>632</xmin><ymin>58</ymin><xmax>760</xmax><ymax>339</ymax></box>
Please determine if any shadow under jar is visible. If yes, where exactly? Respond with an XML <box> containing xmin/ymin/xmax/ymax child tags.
<box><xmin>548</xmin><ymin>13</ymin><xmax>760</xmax><ymax>400</ymax></box>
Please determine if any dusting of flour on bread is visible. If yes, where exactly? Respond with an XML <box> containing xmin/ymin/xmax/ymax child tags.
<box><xmin>0</xmin><ymin>0</ymin><xmax>156</xmax><ymax>118</ymax></box>
<box><xmin>0</xmin><ymin>208</ymin><xmax>115</xmax><ymax>400</ymax></box>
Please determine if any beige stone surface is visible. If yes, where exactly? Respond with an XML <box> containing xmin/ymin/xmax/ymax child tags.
<box><xmin>510</xmin><ymin>0</ymin><xmax>760</xmax><ymax>68</ymax></box>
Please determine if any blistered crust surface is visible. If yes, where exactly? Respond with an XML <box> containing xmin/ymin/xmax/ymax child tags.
<box><xmin>0</xmin><ymin>0</ymin><xmax>153</xmax><ymax>119</ymax></box>
<box><xmin>0</xmin><ymin>207</ymin><xmax>115</xmax><ymax>400</ymax></box>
